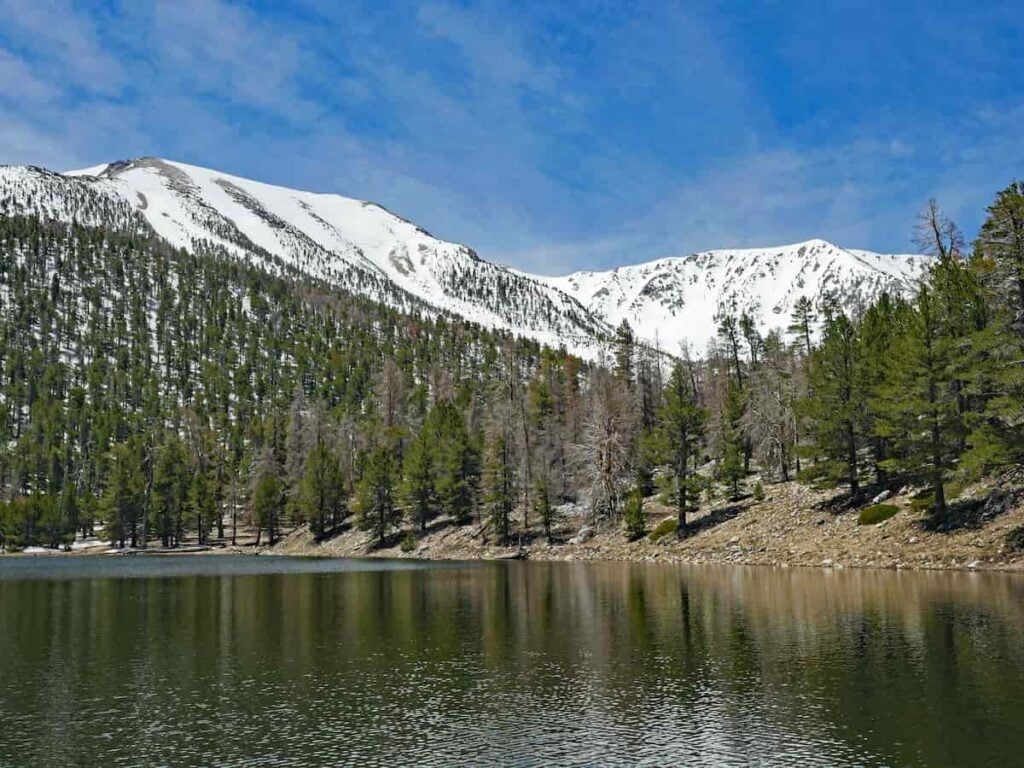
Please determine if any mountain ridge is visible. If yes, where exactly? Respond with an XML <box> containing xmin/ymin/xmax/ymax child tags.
<box><xmin>1</xmin><ymin>156</ymin><xmax>930</xmax><ymax>357</ymax></box>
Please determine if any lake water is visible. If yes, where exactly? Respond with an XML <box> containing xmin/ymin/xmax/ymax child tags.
<box><xmin>1</xmin><ymin>556</ymin><xmax>1022</xmax><ymax>767</ymax></box>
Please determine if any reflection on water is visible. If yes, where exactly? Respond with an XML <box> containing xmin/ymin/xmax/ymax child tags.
<box><xmin>1</xmin><ymin>556</ymin><xmax>1022</xmax><ymax>767</ymax></box>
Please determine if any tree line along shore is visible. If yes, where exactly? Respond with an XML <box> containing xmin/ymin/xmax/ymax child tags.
<box><xmin>0</xmin><ymin>183</ymin><xmax>1023</xmax><ymax>569</ymax></box>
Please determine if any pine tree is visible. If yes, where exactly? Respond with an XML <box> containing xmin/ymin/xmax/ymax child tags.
<box><xmin>102</xmin><ymin>440</ymin><xmax>143</xmax><ymax>548</ymax></box>
<box><xmin>533</xmin><ymin>480</ymin><xmax>554</xmax><ymax>543</ymax></box>
<box><xmin>356</xmin><ymin>446</ymin><xmax>398</xmax><ymax>548</ymax></box>
<box><xmin>483</xmin><ymin>433</ymin><xmax>514</xmax><ymax>545</ymax></box>
<box><xmin>299</xmin><ymin>440</ymin><xmax>346</xmax><ymax>540</ymax></box>
<box><xmin>788</xmin><ymin>296</ymin><xmax>817</xmax><ymax>357</ymax></box>
<box><xmin>431</xmin><ymin>401</ymin><xmax>477</xmax><ymax>525</ymax></box>
<box><xmin>719</xmin><ymin>382</ymin><xmax>746</xmax><ymax>500</ymax></box>
<box><xmin>614</xmin><ymin>319</ymin><xmax>635</xmax><ymax>388</ymax></box>
<box><xmin>861</xmin><ymin>292</ymin><xmax>910</xmax><ymax>489</ymax></box>
<box><xmin>252</xmin><ymin>469</ymin><xmax>284</xmax><ymax>547</ymax></box>
<box><xmin>622</xmin><ymin>484</ymin><xmax>645</xmax><ymax>542</ymax></box>
<box><xmin>150</xmin><ymin>434</ymin><xmax>189</xmax><ymax>547</ymax></box>
<box><xmin>875</xmin><ymin>283</ymin><xmax>961</xmax><ymax>517</ymax></box>
<box><xmin>656</xmin><ymin>363</ymin><xmax>705</xmax><ymax>533</ymax></box>
<box><xmin>401</xmin><ymin>427</ymin><xmax>437</xmax><ymax>535</ymax></box>
<box><xmin>805</xmin><ymin>312</ymin><xmax>867</xmax><ymax>499</ymax></box>
<box><xmin>969</xmin><ymin>182</ymin><xmax>1024</xmax><ymax>478</ymax></box>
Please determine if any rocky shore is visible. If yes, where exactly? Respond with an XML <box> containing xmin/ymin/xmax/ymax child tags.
<box><xmin>272</xmin><ymin>480</ymin><xmax>1024</xmax><ymax>572</ymax></box>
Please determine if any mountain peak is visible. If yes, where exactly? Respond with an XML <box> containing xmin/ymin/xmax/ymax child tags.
<box><xmin>2</xmin><ymin>158</ymin><xmax>927</xmax><ymax>358</ymax></box>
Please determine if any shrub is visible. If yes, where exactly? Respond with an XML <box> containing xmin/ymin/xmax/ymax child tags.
<box><xmin>858</xmin><ymin>504</ymin><xmax>899</xmax><ymax>525</ymax></box>
<box><xmin>909</xmin><ymin>494</ymin><xmax>934</xmax><ymax>515</ymax></box>
<box><xmin>623</xmin><ymin>486</ymin><xmax>645</xmax><ymax>542</ymax></box>
<box><xmin>796</xmin><ymin>461</ymin><xmax>843</xmax><ymax>489</ymax></box>
<box><xmin>400</xmin><ymin>530</ymin><xmax>416</xmax><ymax>553</ymax></box>
<box><xmin>753</xmin><ymin>481</ymin><xmax>765</xmax><ymax>502</ymax></box>
<box><xmin>648</xmin><ymin>517</ymin><xmax>678</xmax><ymax>542</ymax></box>
<box><xmin>1005</xmin><ymin>525</ymin><xmax>1024</xmax><ymax>552</ymax></box>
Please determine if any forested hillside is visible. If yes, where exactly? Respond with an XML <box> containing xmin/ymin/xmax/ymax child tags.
<box><xmin>0</xmin><ymin>182</ymin><xmax>1022</xmax><ymax>555</ymax></box>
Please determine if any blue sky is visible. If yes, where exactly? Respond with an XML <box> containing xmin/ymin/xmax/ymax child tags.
<box><xmin>0</xmin><ymin>1</ymin><xmax>1021</xmax><ymax>274</ymax></box>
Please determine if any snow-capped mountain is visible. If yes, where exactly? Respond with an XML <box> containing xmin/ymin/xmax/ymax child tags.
<box><xmin>538</xmin><ymin>240</ymin><xmax>930</xmax><ymax>354</ymax></box>
<box><xmin>1</xmin><ymin>157</ymin><xmax>608</xmax><ymax>355</ymax></box>
<box><xmin>0</xmin><ymin>157</ymin><xmax>929</xmax><ymax>358</ymax></box>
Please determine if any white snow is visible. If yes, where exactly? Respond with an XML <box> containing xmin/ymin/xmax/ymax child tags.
<box><xmin>3</xmin><ymin>158</ymin><xmax>931</xmax><ymax>359</ymax></box>
<box><xmin>539</xmin><ymin>239</ymin><xmax>930</xmax><ymax>355</ymax></box>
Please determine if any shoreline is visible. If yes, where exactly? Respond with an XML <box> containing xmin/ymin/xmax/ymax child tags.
<box><xmin>7</xmin><ymin>480</ymin><xmax>1024</xmax><ymax>573</ymax></box>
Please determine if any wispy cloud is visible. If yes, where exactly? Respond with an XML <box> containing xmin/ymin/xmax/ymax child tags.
<box><xmin>0</xmin><ymin>0</ymin><xmax>1021</xmax><ymax>273</ymax></box>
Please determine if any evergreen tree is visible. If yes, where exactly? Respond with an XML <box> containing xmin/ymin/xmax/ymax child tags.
<box><xmin>356</xmin><ymin>446</ymin><xmax>398</xmax><ymax>548</ymax></box>
<box><xmin>483</xmin><ymin>433</ymin><xmax>514</xmax><ymax>545</ymax></box>
<box><xmin>622</xmin><ymin>484</ymin><xmax>645</xmax><ymax>542</ymax></box>
<box><xmin>401</xmin><ymin>427</ymin><xmax>437</xmax><ymax>534</ymax></box>
<box><xmin>656</xmin><ymin>363</ymin><xmax>705</xmax><ymax>533</ymax></box>
<box><xmin>430</xmin><ymin>401</ymin><xmax>477</xmax><ymax>525</ymax></box>
<box><xmin>719</xmin><ymin>382</ymin><xmax>746</xmax><ymax>500</ymax></box>
<box><xmin>299</xmin><ymin>440</ymin><xmax>346</xmax><ymax>540</ymax></box>
<box><xmin>970</xmin><ymin>182</ymin><xmax>1024</xmax><ymax>478</ymax></box>
<box><xmin>252</xmin><ymin>469</ymin><xmax>284</xmax><ymax>546</ymax></box>
<box><xmin>150</xmin><ymin>434</ymin><xmax>189</xmax><ymax>547</ymax></box>
<box><xmin>534</xmin><ymin>480</ymin><xmax>554</xmax><ymax>543</ymax></box>
<box><xmin>805</xmin><ymin>312</ymin><xmax>867</xmax><ymax>498</ymax></box>
<box><xmin>102</xmin><ymin>440</ymin><xmax>143</xmax><ymax>548</ymax></box>
<box><xmin>788</xmin><ymin>296</ymin><xmax>817</xmax><ymax>356</ymax></box>
<box><xmin>614</xmin><ymin>319</ymin><xmax>635</xmax><ymax>388</ymax></box>
<box><xmin>875</xmin><ymin>283</ymin><xmax>961</xmax><ymax>517</ymax></box>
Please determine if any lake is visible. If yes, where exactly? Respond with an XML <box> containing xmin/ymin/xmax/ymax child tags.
<box><xmin>1</xmin><ymin>556</ymin><xmax>1022</xmax><ymax>767</ymax></box>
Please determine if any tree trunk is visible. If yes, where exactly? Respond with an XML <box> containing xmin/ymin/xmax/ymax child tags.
<box><xmin>846</xmin><ymin>420</ymin><xmax>859</xmax><ymax>499</ymax></box>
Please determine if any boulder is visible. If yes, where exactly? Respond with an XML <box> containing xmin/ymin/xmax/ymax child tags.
<box><xmin>871</xmin><ymin>490</ymin><xmax>892</xmax><ymax>504</ymax></box>
<box><xmin>569</xmin><ymin>526</ymin><xmax>595</xmax><ymax>545</ymax></box>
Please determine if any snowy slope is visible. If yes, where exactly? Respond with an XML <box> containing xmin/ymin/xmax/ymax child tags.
<box><xmin>1</xmin><ymin>157</ymin><xmax>928</xmax><ymax>358</ymax></box>
<box><xmin>34</xmin><ymin>157</ymin><xmax>606</xmax><ymax>355</ymax></box>
<box><xmin>539</xmin><ymin>240</ymin><xmax>929</xmax><ymax>354</ymax></box>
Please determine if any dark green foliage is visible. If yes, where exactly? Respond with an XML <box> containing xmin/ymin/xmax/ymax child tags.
<box><xmin>967</xmin><ymin>182</ymin><xmax>1024</xmax><ymax>479</ymax></box>
<box><xmin>655</xmin><ymin>362</ymin><xmax>704</xmax><ymax>533</ymax></box>
<box><xmin>299</xmin><ymin>441</ymin><xmax>346</xmax><ymax>539</ymax></box>
<box><xmin>0</xmin><ymin>215</ymin><xmax>559</xmax><ymax>548</ymax></box>
<box><xmin>400</xmin><ymin>530</ymin><xmax>416</xmax><ymax>553</ymax></box>
<box><xmin>424</xmin><ymin>401</ymin><xmax>478</xmax><ymax>526</ymax></box>
<box><xmin>719</xmin><ymin>382</ymin><xmax>746</xmax><ymax>500</ymax></box>
<box><xmin>252</xmin><ymin>471</ymin><xmax>284</xmax><ymax>546</ymax></box>
<box><xmin>805</xmin><ymin>312</ymin><xmax>867</xmax><ymax>499</ymax></box>
<box><xmin>401</xmin><ymin>428</ymin><xmax>437</xmax><ymax>534</ymax></box>
<box><xmin>858</xmin><ymin>504</ymin><xmax>899</xmax><ymax>525</ymax></box>
<box><xmin>534</xmin><ymin>481</ymin><xmax>554</xmax><ymax>543</ymax></box>
<box><xmin>647</xmin><ymin>517</ymin><xmax>678</xmax><ymax>542</ymax></box>
<box><xmin>752</xmin><ymin>481</ymin><xmax>765</xmax><ymax>502</ymax></box>
<box><xmin>1005</xmin><ymin>524</ymin><xmax>1024</xmax><ymax>552</ymax></box>
<box><xmin>150</xmin><ymin>433</ymin><xmax>190</xmax><ymax>547</ymax></box>
<box><xmin>4</xmin><ymin>178</ymin><xmax>1024</xmax><ymax>550</ymax></box>
<box><xmin>622</xmin><ymin>485</ymin><xmax>645</xmax><ymax>541</ymax></box>
<box><xmin>356</xmin><ymin>446</ymin><xmax>398</xmax><ymax>548</ymax></box>
<box><xmin>483</xmin><ymin>433</ymin><xmax>514</xmax><ymax>546</ymax></box>
<box><xmin>788</xmin><ymin>296</ymin><xmax>817</xmax><ymax>356</ymax></box>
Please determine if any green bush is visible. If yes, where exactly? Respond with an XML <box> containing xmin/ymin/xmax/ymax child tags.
<box><xmin>1005</xmin><ymin>525</ymin><xmax>1024</xmax><ymax>552</ymax></box>
<box><xmin>909</xmin><ymin>494</ymin><xmax>934</xmax><ymax>515</ymax></box>
<box><xmin>648</xmin><ymin>517</ymin><xmax>678</xmax><ymax>542</ymax></box>
<box><xmin>400</xmin><ymin>531</ymin><xmax>416</xmax><ymax>553</ymax></box>
<box><xmin>623</xmin><ymin>486</ymin><xmax>646</xmax><ymax>542</ymax></box>
<box><xmin>753</xmin><ymin>481</ymin><xmax>765</xmax><ymax>502</ymax></box>
<box><xmin>858</xmin><ymin>504</ymin><xmax>899</xmax><ymax>525</ymax></box>
<box><xmin>796</xmin><ymin>461</ymin><xmax>844</xmax><ymax>489</ymax></box>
